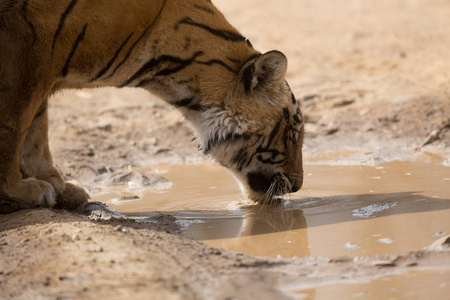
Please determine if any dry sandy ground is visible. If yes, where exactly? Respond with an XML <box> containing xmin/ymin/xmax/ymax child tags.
<box><xmin>2</xmin><ymin>0</ymin><xmax>450</xmax><ymax>299</ymax></box>
<box><xmin>1</xmin><ymin>206</ymin><xmax>450</xmax><ymax>299</ymax></box>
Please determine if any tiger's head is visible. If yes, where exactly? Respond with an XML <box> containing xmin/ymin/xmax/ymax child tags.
<box><xmin>193</xmin><ymin>51</ymin><xmax>304</xmax><ymax>203</ymax></box>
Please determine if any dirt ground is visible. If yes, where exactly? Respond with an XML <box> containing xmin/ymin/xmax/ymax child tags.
<box><xmin>2</xmin><ymin>0</ymin><xmax>450</xmax><ymax>299</ymax></box>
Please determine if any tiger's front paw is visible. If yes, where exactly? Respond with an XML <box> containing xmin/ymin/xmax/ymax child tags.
<box><xmin>6</xmin><ymin>178</ymin><xmax>57</xmax><ymax>208</ymax></box>
<box><xmin>55</xmin><ymin>181</ymin><xmax>90</xmax><ymax>210</ymax></box>
<box><xmin>36</xmin><ymin>167</ymin><xmax>65</xmax><ymax>196</ymax></box>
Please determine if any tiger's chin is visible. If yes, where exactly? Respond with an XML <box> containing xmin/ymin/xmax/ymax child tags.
<box><xmin>237</xmin><ymin>173</ymin><xmax>297</xmax><ymax>204</ymax></box>
<box><xmin>244</xmin><ymin>190</ymin><xmax>286</xmax><ymax>205</ymax></box>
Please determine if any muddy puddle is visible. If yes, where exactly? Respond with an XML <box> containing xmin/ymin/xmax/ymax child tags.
<box><xmin>294</xmin><ymin>269</ymin><xmax>450</xmax><ymax>300</ymax></box>
<box><xmin>93</xmin><ymin>153</ymin><xmax>450</xmax><ymax>259</ymax></box>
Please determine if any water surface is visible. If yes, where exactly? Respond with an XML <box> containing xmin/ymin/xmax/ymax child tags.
<box><xmin>95</xmin><ymin>153</ymin><xmax>450</xmax><ymax>258</ymax></box>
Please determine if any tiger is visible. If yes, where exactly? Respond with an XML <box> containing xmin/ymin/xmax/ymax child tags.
<box><xmin>0</xmin><ymin>0</ymin><xmax>304</xmax><ymax>212</ymax></box>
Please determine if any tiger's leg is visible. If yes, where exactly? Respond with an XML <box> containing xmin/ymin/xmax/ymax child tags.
<box><xmin>0</xmin><ymin>94</ymin><xmax>57</xmax><ymax>208</ymax></box>
<box><xmin>20</xmin><ymin>100</ymin><xmax>89</xmax><ymax>209</ymax></box>
<box><xmin>20</xmin><ymin>100</ymin><xmax>65</xmax><ymax>195</ymax></box>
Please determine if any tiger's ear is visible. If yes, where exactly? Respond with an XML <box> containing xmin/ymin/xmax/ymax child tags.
<box><xmin>242</xmin><ymin>50</ymin><xmax>288</xmax><ymax>94</ymax></box>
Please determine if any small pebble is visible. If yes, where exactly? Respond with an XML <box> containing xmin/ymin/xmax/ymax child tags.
<box><xmin>344</xmin><ymin>242</ymin><xmax>360</xmax><ymax>249</ymax></box>
<box><xmin>378</xmin><ymin>238</ymin><xmax>394</xmax><ymax>244</ymax></box>
<box><xmin>434</xmin><ymin>231</ymin><xmax>447</xmax><ymax>237</ymax></box>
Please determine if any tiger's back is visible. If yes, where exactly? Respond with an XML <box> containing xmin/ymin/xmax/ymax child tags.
<box><xmin>0</xmin><ymin>0</ymin><xmax>304</xmax><ymax>210</ymax></box>
<box><xmin>2</xmin><ymin>0</ymin><xmax>253</xmax><ymax>89</ymax></box>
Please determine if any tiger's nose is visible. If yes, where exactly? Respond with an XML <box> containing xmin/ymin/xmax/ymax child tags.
<box><xmin>290</xmin><ymin>180</ymin><xmax>302</xmax><ymax>193</ymax></box>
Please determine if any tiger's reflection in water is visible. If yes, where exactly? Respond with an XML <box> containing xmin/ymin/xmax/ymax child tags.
<box><xmin>186</xmin><ymin>203</ymin><xmax>310</xmax><ymax>258</ymax></box>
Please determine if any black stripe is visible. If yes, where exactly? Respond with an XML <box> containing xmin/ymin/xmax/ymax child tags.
<box><xmin>21</xmin><ymin>0</ymin><xmax>37</xmax><ymax>44</ymax></box>
<box><xmin>282</xmin><ymin>108</ymin><xmax>291</xmax><ymax>149</ymax></box>
<box><xmin>177</xmin><ymin>78</ymin><xmax>194</xmax><ymax>85</ymax></box>
<box><xmin>172</xmin><ymin>98</ymin><xmax>205</xmax><ymax>111</ymax></box>
<box><xmin>266</xmin><ymin>117</ymin><xmax>282</xmax><ymax>149</ymax></box>
<box><xmin>205</xmin><ymin>133</ymin><xmax>233</xmax><ymax>154</ymax></box>
<box><xmin>136</xmin><ymin>78</ymin><xmax>154</xmax><ymax>88</ymax></box>
<box><xmin>234</xmin><ymin>135</ymin><xmax>261</xmax><ymax>169</ymax></box>
<box><xmin>232</xmin><ymin>148</ymin><xmax>249</xmax><ymax>171</ymax></box>
<box><xmin>154</xmin><ymin>51</ymin><xmax>203</xmax><ymax>76</ymax></box>
<box><xmin>204</xmin><ymin>133</ymin><xmax>250</xmax><ymax>154</ymax></box>
<box><xmin>240</xmin><ymin>54</ymin><xmax>261</xmax><ymax>94</ymax></box>
<box><xmin>120</xmin><ymin>58</ymin><xmax>160</xmax><ymax>87</ymax></box>
<box><xmin>240</xmin><ymin>53</ymin><xmax>261</xmax><ymax>69</ymax></box>
<box><xmin>90</xmin><ymin>32</ymin><xmax>134</xmax><ymax>82</ymax></box>
<box><xmin>188</xmin><ymin>104</ymin><xmax>204</xmax><ymax>111</ymax></box>
<box><xmin>256</xmin><ymin>152</ymin><xmax>287</xmax><ymax>165</ymax></box>
<box><xmin>61</xmin><ymin>24</ymin><xmax>87</xmax><ymax>77</ymax></box>
<box><xmin>282</xmin><ymin>124</ymin><xmax>290</xmax><ymax>149</ymax></box>
<box><xmin>291</xmin><ymin>93</ymin><xmax>297</xmax><ymax>105</ymax></box>
<box><xmin>105</xmin><ymin>0</ymin><xmax>167</xmax><ymax>79</ymax></box>
<box><xmin>294</xmin><ymin>107</ymin><xmax>303</xmax><ymax>124</ymax></box>
<box><xmin>291</xmin><ymin>131</ymin><xmax>298</xmax><ymax>146</ymax></box>
<box><xmin>176</xmin><ymin>17</ymin><xmax>246</xmax><ymax>42</ymax></box>
<box><xmin>52</xmin><ymin>0</ymin><xmax>79</xmax><ymax>55</ymax></box>
<box><xmin>246</xmin><ymin>146</ymin><xmax>286</xmax><ymax>168</ymax></box>
<box><xmin>248</xmin><ymin>134</ymin><xmax>263</xmax><ymax>149</ymax></box>
<box><xmin>194</xmin><ymin>4</ymin><xmax>215</xmax><ymax>15</ymax></box>
<box><xmin>173</xmin><ymin>98</ymin><xmax>193</xmax><ymax>107</ymax></box>
<box><xmin>183</xmin><ymin>36</ymin><xmax>192</xmax><ymax>51</ymax></box>
<box><xmin>227</xmin><ymin>57</ymin><xmax>240</xmax><ymax>64</ymax></box>
<box><xmin>283</xmin><ymin>107</ymin><xmax>290</xmax><ymax>123</ymax></box>
<box><xmin>34</xmin><ymin>101</ymin><xmax>48</xmax><ymax>119</ymax></box>
<box><xmin>285</xmin><ymin>80</ymin><xmax>291</xmax><ymax>91</ymax></box>
<box><xmin>196</xmin><ymin>59</ymin><xmax>237</xmax><ymax>74</ymax></box>
<box><xmin>242</xmin><ymin>64</ymin><xmax>254</xmax><ymax>94</ymax></box>
<box><xmin>120</xmin><ymin>51</ymin><xmax>203</xmax><ymax>87</ymax></box>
